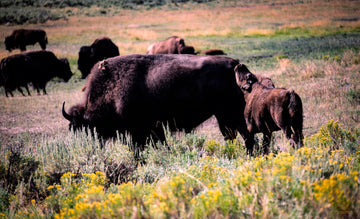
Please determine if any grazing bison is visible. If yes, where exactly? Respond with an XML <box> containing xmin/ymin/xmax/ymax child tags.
<box><xmin>78</xmin><ymin>37</ymin><xmax>119</xmax><ymax>79</ymax></box>
<box><xmin>234</xmin><ymin>64</ymin><xmax>303</xmax><ymax>154</ymax></box>
<box><xmin>146</xmin><ymin>36</ymin><xmax>187</xmax><ymax>54</ymax></box>
<box><xmin>0</xmin><ymin>51</ymin><xmax>73</xmax><ymax>97</ymax></box>
<box><xmin>200</xmin><ymin>49</ymin><xmax>227</xmax><ymax>56</ymax></box>
<box><xmin>5</xmin><ymin>29</ymin><xmax>48</xmax><ymax>52</ymax></box>
<box><xmin>62</xmin><ymin>54</ymin><xmax>255</xmax><ymax>155</ymax></box>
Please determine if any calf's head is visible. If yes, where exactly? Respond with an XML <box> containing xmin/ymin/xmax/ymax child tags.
<box><xmin>234</xmin><ymin>64</ymin><xmax>258</xmax><ymax>92</ymax></box>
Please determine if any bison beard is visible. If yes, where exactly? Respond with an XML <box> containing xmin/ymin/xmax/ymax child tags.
<box><xmin>63</xmin><ymin>54</ymin><xmax>255</xmax><ymax>156</ymax></box>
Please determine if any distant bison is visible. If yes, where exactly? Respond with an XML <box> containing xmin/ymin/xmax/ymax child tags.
<box><xmin>200</xmin><ymin>49</ymin><xmax>227</xmax><ymax>56</ymax></box>
<box><xmin>146</xmin><ymin>36</ymin><xmax>187</xmax><ymax>54</ymax></box>
<box><xmin>62</xmin><ymin>54</ymin><xmax>255</xmax><ymax>155</ymax></box>
<box><xmin>180</xmin><ymin>46</ymin><xmax>197</xmax><ymax>55</ymax></box>
<box><xmin>235</xmin><ymin>64</ymin><xmax>303</xmax><ymax>154</ymax></box>
<box><xmin>0</xmin><ymin>51</ymin><xmax>73</xmax><ymax>97</ymax></box>
<box><xmin>78</xmin><ymin>37</ymin><xmax>119</xmax><ymax>79</ymax></box>
<box><xmin>5</xmin><ymin>29</ymin><xmax>48</xmax><ymax>52</ymax></box>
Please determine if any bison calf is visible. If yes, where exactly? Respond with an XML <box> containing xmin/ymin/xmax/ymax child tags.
<box><xmin>5</xmin><ymin>29</ymin><xmax>48</xmax><ymax>52</ymax></box>
<box><xmin>234</xmin><ymin>64</ymin><xmax>303</xmax><ymax>154</ymax></box>
<box><xmin>0</xmin><ymin>51</ymin><xmax>73</xmax><ymax>97</ymax></box>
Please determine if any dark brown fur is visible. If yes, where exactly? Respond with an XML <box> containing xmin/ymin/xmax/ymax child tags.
<box><xmin>63</xmin><ymin>54</ymin><xmax>255</xmax><ymax>155</ymax></box>
<box><xmin>235</xmin><ymin>64</ymin><xmax>303</xmax><ymax>154</ymax></box>
<box><xmin>5</xmin><ymin>29</ymin><xmax>47</xmax><ymax>52</ymax></box>
<box><xmin>0</xmin><ymin>51</ymin><xmax>73</xmax><ymax>97</ymax></box>
<box><xmin>78</xmin><ymin>37</ymin><xmax>119</xmax><ymax>79</ymax></box>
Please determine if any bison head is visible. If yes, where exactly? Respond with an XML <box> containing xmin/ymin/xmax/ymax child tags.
<box><xmin>5</xmin><ymin>36</ymin><xmax>15</xmax><ymax>52</ymax></box>
<box><xmin>234</xmin><ymin>64</ymin><xmax>258</xmax><ymax>92</ymax></box>
<box><xmin>59</xmin><ymin>58</ymin><xmax>73</xmax><ymax>82</ymax></box>
<box><xmin>78</xmin><ymin>46</ymin><xmax>95</xmax><ymax>79</ymax></box>
<box><xmin>62</xmin><ymin>102</ymin><xmax>89</xmax><ymax>132</ymax></box>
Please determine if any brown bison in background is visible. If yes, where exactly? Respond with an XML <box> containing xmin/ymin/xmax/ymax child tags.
<box><xmin>200</xmin><ymin>49</ymin><xmax>227</xmax><ymax>56</ymax></box>
<box><xmin>62</xmin><ymin>54</ymin><xmax>255</xmax><ymax>156</ymax></box>
<box><xmin>146</xmin><ymin>36</ymin><xmax>188</xmax><ymax>54</ymax></box>
<box><xmin>5</xmin><ymin>29</ymin><xmax>48</xmax><ymax>52</ymax></box>
<box><xmin>234</xmin><ymin>64</ymin><xmax>303</xmax><ymax>154</ymax></box>
<box><xmin>78</xmin><ymin>37</ymin><xmax>119</xmax><ymax>79</ymax></box>
<box><xmin>0</xmin><ymin>51</ymin><xmax>73</xmax><ymax>97</ymax></box>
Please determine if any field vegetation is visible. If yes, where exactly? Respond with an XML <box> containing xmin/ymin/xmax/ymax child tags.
<box><xmin>0</xmin><ymin>0</ymin><xmax>360</xmax><ymax>218</ymax></box>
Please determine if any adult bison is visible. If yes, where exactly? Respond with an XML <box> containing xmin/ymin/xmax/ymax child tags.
<box><xmin>5</xmin><ymin>29</ymin><xmax>48</xmax><ymax>52</ymax></box>
<box><xmin>62</xmin><ymin>54</ymin><xmax>255</xmax><ymax>155</ymax></box>
<box><xmin>234</xmin><ymin>64</ymin><xmax>303</xmax><ymax>154</ymax></box>
<box><xmin>146</xmin><ymin>36</ymin><xmax>187</xmax><ymax>54</ymax></box>
<box><xmin>0</xmin><ymin>51</ymin><xmax>73</xmax><ymax>97</ymax></box>
<box><xmin>78</xmin><ymin>37</ymin><xmax>119</xmax><ymax>79</ymax></box>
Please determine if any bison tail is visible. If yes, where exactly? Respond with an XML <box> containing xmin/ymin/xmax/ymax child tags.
<box><xmin>287</xmin><ymin>89</ymin><xmax>304</xmax><ymax>146</ymax></box>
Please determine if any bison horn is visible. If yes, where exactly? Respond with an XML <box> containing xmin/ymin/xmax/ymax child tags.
<box><xmin>62</xmin><ymin>101</ymin><xmax>72</xmax><ymax>121</ymax></box>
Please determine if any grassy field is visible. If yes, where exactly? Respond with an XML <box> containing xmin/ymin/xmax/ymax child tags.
<box><xmin>0</xmin><ymin>0</ymin><xmax>360</xmax><ymax>218</ymax></box>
